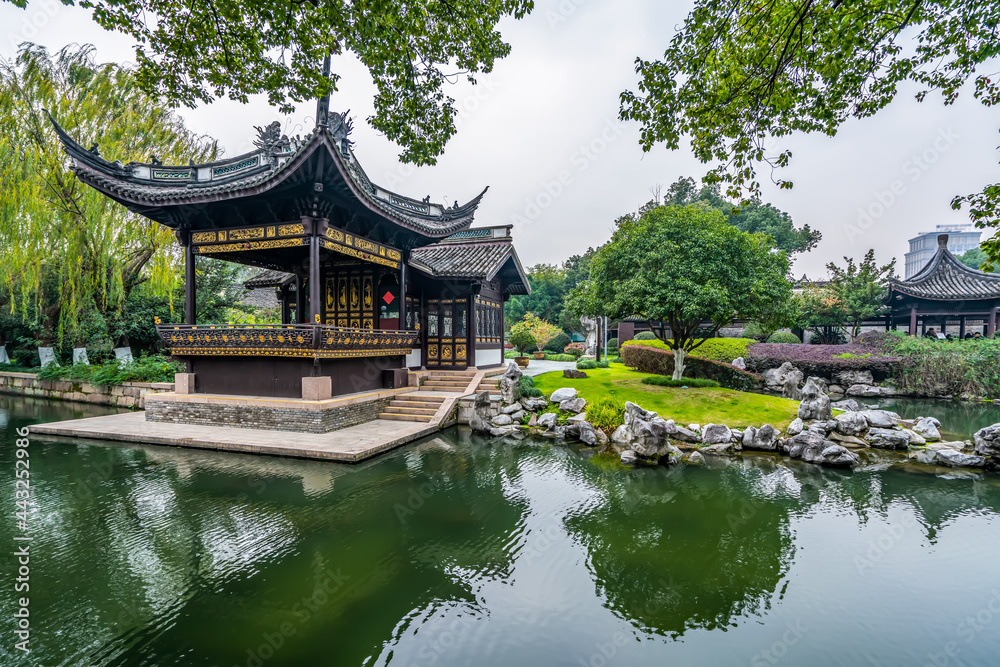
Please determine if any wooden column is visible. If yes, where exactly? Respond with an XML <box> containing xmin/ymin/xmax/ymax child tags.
<box><xmin>294</xmin><ymin>275</ymin><xmax>305</xmax><ymax>324</ymax></box>
<box><xmin>909</xmin><ymin>307</ymin><xmax>917</xmax><ymax>336</ymax></box>
<box><xmin>990</xmin><ymin>307</ymin><xmax>997</xmax><ymax>338</ymax></box>
<box><xmin>399</xmin><ymin>258</ymin><xmax>408</xmax><ymax>329</ymax></box>
<box><xmin>184</xmin><ymin>235</ymin><xmax>196</xmax><ymax>325</ymax></box>
<box><xmin>279</xmin><ymin>286</ymin><xmax>290</xmax><ymax>325</ymax></box>
<box><xmin>960</xmin><ymin>316</ymin><xmax>966</xmax><ymax>339</ymax></box>
<box><xmin>309</xmin><ymin>232</ymin><xmax>321</xmax><ymax>324</ymax></box>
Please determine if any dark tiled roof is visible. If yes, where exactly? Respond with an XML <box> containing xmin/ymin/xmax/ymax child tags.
<box><xmin>244</xmin><ymin>269</ymin><xmax>295</xmax><ymax>290</ymax></box>
<box><xmin>239</xmin><ymin>288</ymin><xmax>281</xmax><ymax>309</ymax></box>
<box><xmin>408</xmin><ymin>238</ymin><xmax>530</xmax><ymax>295</ymax></box>
<box><xmin>890</xmin><ymin>238</ymin><xmax>1000</xmax><ymax>300</ymax></box>
<box><xmin>48</xmin><ymin>112</ymin><xmax>483</xmax><ymax>238</ymax></box>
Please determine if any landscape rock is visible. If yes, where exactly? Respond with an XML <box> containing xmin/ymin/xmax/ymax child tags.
<box><xmin>565</xmin><ymin>421</ymin><xmax>599</xmax><ymax>446</ymax></box>
<box><xmin>620</xmin><ymin>450</ymin><xmax>638</xmax><ymax>465</ymax></box>
<box><xmin>563</xmin><ymin>369</ymin><xmax>588</xmax><ymax>379</ymax></box>
<box><xmin>802</xmin><ymin>443</ymin><xmax>859</xmax><ymax>467</ymax></box>
<box><xmin>686</xmin><ymin>451</ymin><xmax>705</xmax><ymax>464</ymax></box>
<box><xmin>974</xmin><ymin>424</ymin><xmax>1000</xmax><ymax>457</ymax></box>
<box><xmin>763</xmin><ymin>362</ymin><xmax>804</xmax><ymax>398</ymax></box>
<box><xmin>782</xmin><ymin>368</ymin><xmax>805</xmax><ymax>400</ymax></box>
<box><xmin>559</xmin><ymin>397</ymin><xmax>587</xmax><ymax>413</ymax></box>
<box><xmin>611</xmin><ymin>425</ymin><xmax>631</xmax><ymax>445</ymax></box>
<box><xmin>807</xmin><ymin>376</ymin><xmax>829</xmax><ymax>393</ymax></box>
<box><xmin>501</xmin><ymin>402</ymin><xmax>523</xmax><ymax>415</ymax></box>
<box><xmin>541</xmin><ymin>425</ymin><xmax>566</xmax><ymax>439</ymax></box>
<box><xmin>935</xmin><ymin>449</ymin><xmax>986</xmax><ymax>468</ymax></box>
<box><xmin>731</xmin><ymin>357</ymin><xmax>746</xmax><ymax>370</ymax></box>
<box><xmin>700</xmin><ymin>443</ymin><xmax>734</xmax><ymax>455</ymax></box>
<box><xmin>785</xmin><ymin>418</ymin><xmax>804</xmax><ymax>436</ymax></box>
<box><xmin>742</xmin><ymin>424</ymin><xmax>780</xmax><ymax>451</ymax></box>
<box><xmin>537</xmin><ymin>413</ymin><xmax>558</xmax><ymax>429</ymax></box>
<box><xmin>688</xmin><ymin>423</ymin><xmax>701</xmax><ymax>433</ymax></box>
<box><xmin>491</xmin><ymin>414</ymin><xmax>513</xmax><ymax>426</ymax></box>
<box><xmin>836</xmin><ymin>370</ymin><xmax>874</xmax><ymax>386</ymax></box>
<box><xmin>866</xmin><ymin>427</ymin><xmax>910</xmax><ymax>450</ymax></box>
<box><xmin>701</xmin><ymin>423</ymin><xmax>733</xmax><ymax>444</ymax></box>
<box><xmin>847</xmin><ymin>384</ymin><xmax>896</xmax><ymax>397</ymax></box>
<box><xmin>833</xmin><ymin>411</ymin><xmax>869</xmax><ymax>436</ymax></box>
<box><xmin>470</xmin><ymin>391</ymin><xmax>493</xmax><ymax>434</ymax></box>
<box><xmin>902</xmin><ymin>429</ymin><xmax>926</xmax><ymax>446</ymax></box>
<box><xmin>510</xmin><ymin>411</ymin><xmax>526</xmax><ymax>423</ymax></box>
<box><xmin>566</xmin><ymin>412</ymin><xmax>588</xmax><ymax>423</ymax></box>
<box><xmin>828</xmin><ymin>432</ymin><xmax>867</xmax><ymax>447</ymax></box>
<box><xmin>549</xmin><ymin>387</ymin><xmax>578</xmax><ymax>403</ymax></box>
<box><xmin>522</xmin><ymin>397</ymin><xmax>548</xmax><ymax>412</ymax></box>
<box><xmin>499</xmin><ymin>361</ymin><xmax>523</xmax><ymax>404</ymax></box>
<box><xmin>797</xmin><ymin>378</ymin><xmax>832</xmax><ymax>421</ymax></box>
<box><xmin>827</xmin><ymin>384</ymin><xmax>845</xmax><ymax>395</ymax></box>
<box><xmin>489</xmin><ymin>425</ymin><xmax>519</xmax><ymax>437</ymax></box>
<box><xmin>832</xmin><ymin>399</ymin><xmax>862</xmax><ymax>412</ymax></box>
<box><xmin>672</xmin><ymin>425</ymin><xmax>702</xmax><ymax>443</ymax></box>
<box><xmin>913</xmin><ymin>417</ymin><xmax>942</xmax><ymax>442</ymax></box>
<box><xmin>858</xmin><ymin>410</ymin><xmax>901</xmax><ymax>429</ymax></box>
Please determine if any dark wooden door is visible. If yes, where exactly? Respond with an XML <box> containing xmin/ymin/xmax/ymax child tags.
<box><xmin>425</xmin><ymin>298</ymin><xmax>468</xmax><ymax>368</ymax></box>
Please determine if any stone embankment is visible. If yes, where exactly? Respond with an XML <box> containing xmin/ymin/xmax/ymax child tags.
<box><xmin>469</xmin><ymin>364</ymin><xmax>1000</xmax><ymax>472</ymax></box>
<box><xmin>0</xmin><ymin>371</ymin><xmax>172</xmax><ymax>409</ymax></box>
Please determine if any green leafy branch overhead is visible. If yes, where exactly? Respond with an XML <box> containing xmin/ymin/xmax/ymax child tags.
<box><xmin>620</xmin><ymin>0</ymin><xmax>1000</xmax><ymax>261</ymax></box>
<box><xmin>3</xmin><ymin>0</ymin><xmax>534</xmax><ymax>165</ymax></box>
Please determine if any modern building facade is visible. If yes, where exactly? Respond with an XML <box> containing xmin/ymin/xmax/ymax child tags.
<box><xmin>905</xmin><ymin>224</ymin><xmax>981</xmax><ymax>278</ymax></box>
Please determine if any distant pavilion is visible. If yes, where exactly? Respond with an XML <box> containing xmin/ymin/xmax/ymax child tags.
<box><xmin>886</xmin><ymin>234</ymin><xmax>999</xmax><ymax>337</ymax></box>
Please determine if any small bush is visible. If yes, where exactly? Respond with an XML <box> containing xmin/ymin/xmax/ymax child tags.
<box><xmin>576</xmin><ymin>359</ymin><xmax>610</xmax><ymax>370</ymax></box>
<box><xmin>544</xmin><ymin>331</ymin><xmax>572</xmax><ymax>353</ymax></box>
<box><xmin>621</xmin><ymin>344</ymin><xmax>763</xmax><ymax>391</ymax></box>
<box><xmin>545</xmin><ymin>353</ymin><xmax>576</xmax><ymax>361</ymax></box>
<box><xmin>586</xmin><ymin>395</ymin><xmax>626</xmax><ymax>435</ymax></box>
<box><xmin>641</xmin><ymin>376</ymin><xmax>720</xmax><ymax>388</ymax></box>
<box><xmin>810</xmin><ymin>329</ymin><xmax>848</xmax><ymax>345</ymax></box>
<box><xmin>518</xmin><ymin>374</ymin><xmax>542</xmax><ymax>398</ymax></box>
<box><xmin>508</xmin><ymin>329</ymin><xmax>535</xmax><ymax>355</ymax></box>
<box><xmin>634</xmin><ymin>331</ymin><xmax>658</xmax><ymax>341</ymax></box>
<box><xmin>766</xmin><ymin>331</ymin><xmax>801</xmax><ymax>344</ymax></box>
<box><xmin>606</xmin><ymin>337</ymin><xmax>619</xmax><ymax>351</ymax></box>
<box><xmin>564</xmin><ymin>342</ymin><xmax>586</xmax><ymax>357</ymax></box>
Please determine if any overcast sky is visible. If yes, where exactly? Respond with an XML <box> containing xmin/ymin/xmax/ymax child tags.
<box><xmin>3</xmin><ymin>0</ymin><xmax>997</xmax><ymax>278</ymax></box>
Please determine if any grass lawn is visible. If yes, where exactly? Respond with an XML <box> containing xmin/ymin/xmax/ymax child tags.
<box><xmin>531</xmin><ymin>363</ymin><xmax>800</xmax><ymax>429</ymax></box>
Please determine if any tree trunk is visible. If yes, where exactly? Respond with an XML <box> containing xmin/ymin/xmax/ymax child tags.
<box><xmin>673</xmin><ymin>348</ymin><xmax>687</xmax><ymax>380</ymax></box>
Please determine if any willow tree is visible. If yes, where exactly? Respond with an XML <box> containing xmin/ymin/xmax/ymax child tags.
<box><xmin>570</xmin><ymin>204</ymin><xmax>791</xmax><ymax>379</ymax></box>
<box><xmin>0</xmin><ymin>43</ymin><xmax>217</xmax><ymax>345</ymax></box>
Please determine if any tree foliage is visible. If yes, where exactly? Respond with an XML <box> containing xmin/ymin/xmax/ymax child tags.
<box><xmin>505</xmin><ymin>248</ymin><xmax>597</xmax><ymax>331</ymax></box>
<box><xmin>663</xmin><ymin>177</ymin><xmax>820</xmax><ymax>255</ymax></box>
<box><xmin>958</xmin><ymin>247</ymin><xmax>998</xmax><ymax>273</ymax></box>
<box><xmin>0</xmin><ymin>43</ymin><xmax>217</xmax><ymax>344</ymax></box>
<box><xmin>620</xmin><ymin>0</ymin><xmax>1000</xmax><ymax>262</ymax></box>
<box><xmin>3</xmin><ymin>0</ymin><xmax>534</xmax><ymax>165</ymax></box>
<box><xmin>571</xmin><ymin>204</ymin><xmax>791</xmax><ymax>378</ymax></box>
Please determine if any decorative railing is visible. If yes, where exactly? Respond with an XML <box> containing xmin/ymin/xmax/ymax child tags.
<box><xmin>157</xmin><ymin>324</ymin><xmax>419</xmax><ymax>359</ymax></box>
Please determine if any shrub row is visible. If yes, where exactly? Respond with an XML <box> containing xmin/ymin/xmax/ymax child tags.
<box><xmin>621</xmin><ymin>337</ymin><xmax>755</xmax><ymax>364</ymax></box>
<box><xmin>745</xmin><ymin>343</ymin><xmax>901</xmax><ymax>381</ymax></box>
<box><xmin>620</xmin><ymin>344</ymin><xmax>763</xmax><ymax>391</ymax></box>
<box><xmin>641</xmin><ymin>376</ymin><xmax>720</xmax><ymax>388</ymax></box>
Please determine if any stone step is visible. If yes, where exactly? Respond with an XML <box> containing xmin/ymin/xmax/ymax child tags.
<box><xmin>422</xmin><ymin>381</ymin><xmax>470</xmax><ymax>389</ymax></box>
<box><xmin>390</xmin><ymin>399</ymin><xmax>445</xmax><ymax>409</ymax></box>
<box><xmin>379</xmin><ymin>413</ymin><xmax>433</xmax><ymax>423</ymax></box>
<box><xmin>383</xmin><ymin>405</ymin><xmax>438</xmax><ymax>416</ymax></box>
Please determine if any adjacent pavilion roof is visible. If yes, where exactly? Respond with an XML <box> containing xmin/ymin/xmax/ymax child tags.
<box><xmin>408</xmin><ymin>226</ymin><xmax>530</xmax><ymax>295</ymax></box>
<box><xmin>888</xmin><ymin>234</ymin><xmax>1000</xmax><ymax>301</ymax></box>
<box><xmin>47</xmin><ymin>110</ymin><xmax>485</xmax><ymax>249</ymax></box>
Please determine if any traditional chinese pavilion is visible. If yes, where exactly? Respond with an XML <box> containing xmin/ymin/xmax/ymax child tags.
<box><xmin>886</xmin><ymin>234</ymin><xmax>999</xmax><ymax>337</ymax></box>
<box><xmin>49</xmin><ymin>101</ymin><xmax>528</xmax><ymax>399</ymax></box>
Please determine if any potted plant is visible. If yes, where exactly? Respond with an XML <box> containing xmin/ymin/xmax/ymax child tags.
<box><xmin>508</xmin><ymin>325</ymin><xmax>535</xmax><ymax>368</ymax></box>
<box><xmin>516</xmin><ymin>314</ymin><xmax>561</xmax><ymax>360</ymax></box>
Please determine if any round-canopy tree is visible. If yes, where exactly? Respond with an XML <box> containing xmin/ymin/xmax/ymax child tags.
<box><xmin>571</xmin><ymin>204</ymin><xmax>791</xmax><ymax>379</ymax></box>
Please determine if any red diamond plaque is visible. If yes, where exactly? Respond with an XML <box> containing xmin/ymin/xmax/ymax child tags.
<box><xmin>383</xmin><ymin>291</ymin><xmax>395</xmax><ymax>305</ymax></box>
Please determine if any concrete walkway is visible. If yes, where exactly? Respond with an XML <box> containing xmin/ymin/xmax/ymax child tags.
<box><xmin>30</xmin><ymin>412</ymin><xmax>439</xmax><ymax>463</ymax></box>
<box><xmin>518</xmin><ymin>359</ymin><xmax>577</xmax><ymax>378</ymax></box>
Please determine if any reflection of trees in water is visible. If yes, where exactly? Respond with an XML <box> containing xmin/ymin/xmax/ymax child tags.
<box><xmin>565</xmin><ymin>459</ymin><xmax>802</xmax><ymax>638</ymax></box>
<box><xmin>10</xmin><ymin>420</ymin><xmax>530</xmax><ymax>666</ymax></box>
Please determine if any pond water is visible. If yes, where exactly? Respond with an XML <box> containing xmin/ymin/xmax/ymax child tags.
<box><xmin>853</xmin><ymin>395</ymin><xmax>1000</xmax><ymax>440</ymax></box>
<box><xmin>3</xmin><ymin>396</ymin><xmax>1000</xmax><ymax>666</ymax></box>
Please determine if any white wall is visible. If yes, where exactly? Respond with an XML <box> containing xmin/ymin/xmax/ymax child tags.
<box><xmin>475</xmin><ymin>348</ymin><xmax>502</xmax><ymax>368</ymax></box>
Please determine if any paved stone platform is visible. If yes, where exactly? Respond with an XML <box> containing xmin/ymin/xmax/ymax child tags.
<box><xmin>30</xmin><ymin>411</ymin><xmax>439</xmax><ymax>463</ymax></box>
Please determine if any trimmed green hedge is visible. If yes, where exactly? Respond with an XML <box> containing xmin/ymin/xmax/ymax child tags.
<box><xmin>767</xmin><ymin>331</ymin><xmax>801</xmax><ymax>344</ymax></box>
<box><xmin>621</xmin><ymin>337</ymin><xmax>754</xmax><ymax>364</ymax></box>
<box><xmin>577</xmin><ymin>359</ymin><xmax>610</xmax><ymax>370</ymax></box>
<box><xmin>621</xmin><ymin>344</ymin><xmax>763</xmax><ymax>391</ymax></box>
<box><xmin>641</xmin><ymin>376</ymin><xmax>720</xmax><ymax>388</ymax></box>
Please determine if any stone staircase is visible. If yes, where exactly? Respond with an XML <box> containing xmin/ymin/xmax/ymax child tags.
<box><xmin>421</xmin><ymin>369</ymin><xmax>479</xmax><ymax>393</ymax></box>
<box><xmin>379</xmin><ymin>393</ymin><xmax>447</xmax><ymax>423</ymax></box>
<box><xmin>475</xmin><ymin>374</ymin><xmax>503</xmax><ymax>394</ymax></box>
